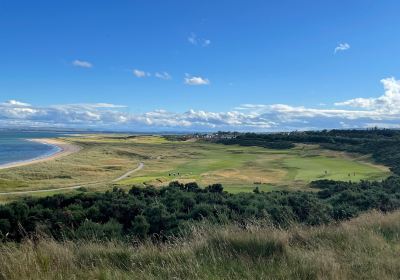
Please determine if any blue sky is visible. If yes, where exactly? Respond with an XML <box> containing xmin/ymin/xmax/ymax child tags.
<box><xmin>1</xmin><ymin>0</ymin><xmax>400</xmax><ymax>131</ymax></box>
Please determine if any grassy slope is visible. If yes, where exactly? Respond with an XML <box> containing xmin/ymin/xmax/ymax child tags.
<box><xmin>0</xmin><ymin>210</ymin><xmax>399</xmax><ymax>280</ymax></box>
<box><xmin>0</xmin><ymin>136</ymin><xmax>390</xmax><ymax>196</ymax></box>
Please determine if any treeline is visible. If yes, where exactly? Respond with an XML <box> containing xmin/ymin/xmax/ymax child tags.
<box><xmin>218</xmin><ymin>129</ymin><xmax>400</xmax><ymax>174</ymax></box>
<box><xmin>1</xmin><ymin>177</ymin><xmax>400</xmax><ymax>242</ymax></box>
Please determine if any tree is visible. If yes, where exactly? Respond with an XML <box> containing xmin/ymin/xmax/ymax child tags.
<box><xmin>184</xmin><ymin>182</ymin><xmax>200</xmax><ymax>192</ymax></box>
<box><xmin>206</xmin><ymin>184</ymin><xmax>224</xmax><ymax>193</ymax></box>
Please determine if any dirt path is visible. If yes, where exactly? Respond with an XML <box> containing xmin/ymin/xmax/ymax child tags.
<box><xmin>0</xmin><ymin>185</ymin><xmax>84</xmax><ymax>196</ymax></box>
<box><xmin>0</xmin><ymin>162</ymin><xmax>144</xmax><ymax>196</ymax></box>
<box><xmin>112</xmin><ymin>162</ymin><xmax>144</xmax><ymax>182</ymax></box>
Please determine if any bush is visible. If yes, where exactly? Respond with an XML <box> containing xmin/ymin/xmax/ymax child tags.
<box><xmin>74</xmin><ymin>219</ymin><xmax>123</xmax><ymax>241</ymax></box>
<box><xmin>130</xmin><ymin>215</ymin><xmax>150</xmax><ymax>239</ymax></box>
<box><xmin>0</xmin><ymin>175</ymin><xmax>399</xmax><ymax>242</ymax></box>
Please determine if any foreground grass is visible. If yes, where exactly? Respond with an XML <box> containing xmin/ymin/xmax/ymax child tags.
<box><xmin>0</xmin><ymin>210</ymin><xmax>399</xmax><ymax>280</ymax></box>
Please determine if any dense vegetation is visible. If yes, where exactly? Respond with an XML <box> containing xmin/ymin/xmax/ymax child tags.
<box><xmin>1</xmin><ymin>210</ymin><xmax>399</xmax><ymax>280</ymax></box>
<box><xmin>1</xmin><ymin>176</ymin><xmax>399</xmax><ymax>242</ymax></box>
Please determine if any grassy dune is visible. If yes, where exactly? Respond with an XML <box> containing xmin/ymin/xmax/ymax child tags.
<box><xmin>0</xmin><ymin>135</ymin><xmax>390</xmax><ymax>195</ymax></box>
<box><xmin>0</xmin><ymin>210</ymin><xmax>399</xmax><ymax>280</ymax></box>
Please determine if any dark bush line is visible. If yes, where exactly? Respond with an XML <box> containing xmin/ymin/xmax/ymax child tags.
<box><xmin>1</xmin><ymin>176</ymin><xmax>399</xmax><ymax>242</ymax></box>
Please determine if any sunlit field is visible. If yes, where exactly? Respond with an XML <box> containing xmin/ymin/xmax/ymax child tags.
<box><xmin>0</xmin><ymin>135</ymin><xmax>390</xmax><ymax>198</ymax></box>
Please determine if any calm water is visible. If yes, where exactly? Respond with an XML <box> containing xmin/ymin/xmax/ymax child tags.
<box><xmin>0</xmin><ymin>132</ymin><xmax>66</xmax><ymax>166</ymax></box>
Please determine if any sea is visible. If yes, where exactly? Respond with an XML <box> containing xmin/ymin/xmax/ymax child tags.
<box><xmin>0</xmin><ymin>131</ymin><xmax>67</xmax><ymax>166</ymax></box>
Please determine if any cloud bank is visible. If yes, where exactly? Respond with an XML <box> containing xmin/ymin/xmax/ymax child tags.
<box><xmin>334</xmin><ymin>78</ymin><xmax>400</xmax><ymax>113</ymax></box>
<box><xmin>2</xmin><ymin>78</ymin><xmax>400</xmax><ymax>131</ymax></box>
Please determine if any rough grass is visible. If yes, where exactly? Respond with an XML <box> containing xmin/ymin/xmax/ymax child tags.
<box><xmin>0</xmin><ymin>210</ymin><xmax>399</xmax><ymax>279</ymax></box>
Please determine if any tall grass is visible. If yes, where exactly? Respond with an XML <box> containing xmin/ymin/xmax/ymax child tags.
<box><xmin>0</xmin><ymin>210</ymin><xmax>399</xmax><ymax>280</ymax></box>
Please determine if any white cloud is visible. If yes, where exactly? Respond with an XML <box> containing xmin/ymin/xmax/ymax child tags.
<box><xmin>334</xmin><ymin>43</ymin><xmax>350</xmax><ymax>53</ymax></box>
<box><xmin>89</xmin><ymin>103</ymin><xmax>127</xmax><ymax>108</ymax></box>
<box><xmin>2</xmin><ymin>77</ymin><xmax>400</xmax><ymax>131</ymax></box>
<box><xmin>188</xmin><ymin>33</ymin><xmax>211</xmax><ymax>47</ymax></box>
<box><xmin>2</xmin><ymin>100</ymin><xmax>31</xmax><ymax>107</ymax></box>
<box><xmin>335</xmin><ymin>78</ymin><xmax>400</xmax><ymax>113</ymax></box>
<box><xmin>184</xmin><ymin>74</ymin><xmax>210</xmax><ymax>86</ymax></box>
<box><xmin>155</xmin><ymin>72</ymin><xmax>172</xmax><ymax>80</ymax></box>
<box><xmin>0</xmin><ymin>101</ymin><xmax>273</xmax><ymax>130</ymax></box>
<box><xmin>72</xmin><ymin>60</ymin><xmax>93</xmax><ymax>68</ymax></box>
<box><xmin>133</xmin><ymin>69</ymin><xmax>150</xmax><ymax>78</ymax></box>
<box><xmin>134</xmin><ymin>70</ymin><xmax>171</xmax><ymax>79</ymax></box>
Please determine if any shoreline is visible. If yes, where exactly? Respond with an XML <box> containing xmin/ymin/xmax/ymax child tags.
<box><xmin>0</xmin><ymin>138</ymin><xmax>81</xmax><ymax>170</ymax></box>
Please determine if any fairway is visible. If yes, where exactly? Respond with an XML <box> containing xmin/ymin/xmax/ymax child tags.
<box><xmin>0</xmin><ymin>135</ymin><xmax>390</xmax><ymax>196</ymax></box>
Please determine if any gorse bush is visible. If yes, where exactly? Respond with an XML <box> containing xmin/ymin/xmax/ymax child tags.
<box><xmin>0</xmin><ymin>176</ymin><xmax>400</xmax><ymax>242</ymax></box>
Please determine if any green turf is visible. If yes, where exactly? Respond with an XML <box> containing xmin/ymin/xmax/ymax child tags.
<box><xmin>282</xmin><ymin>155</ymin><xmax>387</xmax><ymax>182</ymax></box>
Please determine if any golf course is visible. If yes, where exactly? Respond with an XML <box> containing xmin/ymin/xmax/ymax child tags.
<box><xmin>0</xmin><ymin>135</ymin><xmax>390</xmax><ymax>197</ymax></box>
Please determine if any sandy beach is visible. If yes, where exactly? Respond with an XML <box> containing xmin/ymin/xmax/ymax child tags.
<box><xmin>0</xmin><ymin>138</ymin><xmax>81</xmax><ymax>170</ymax></box>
